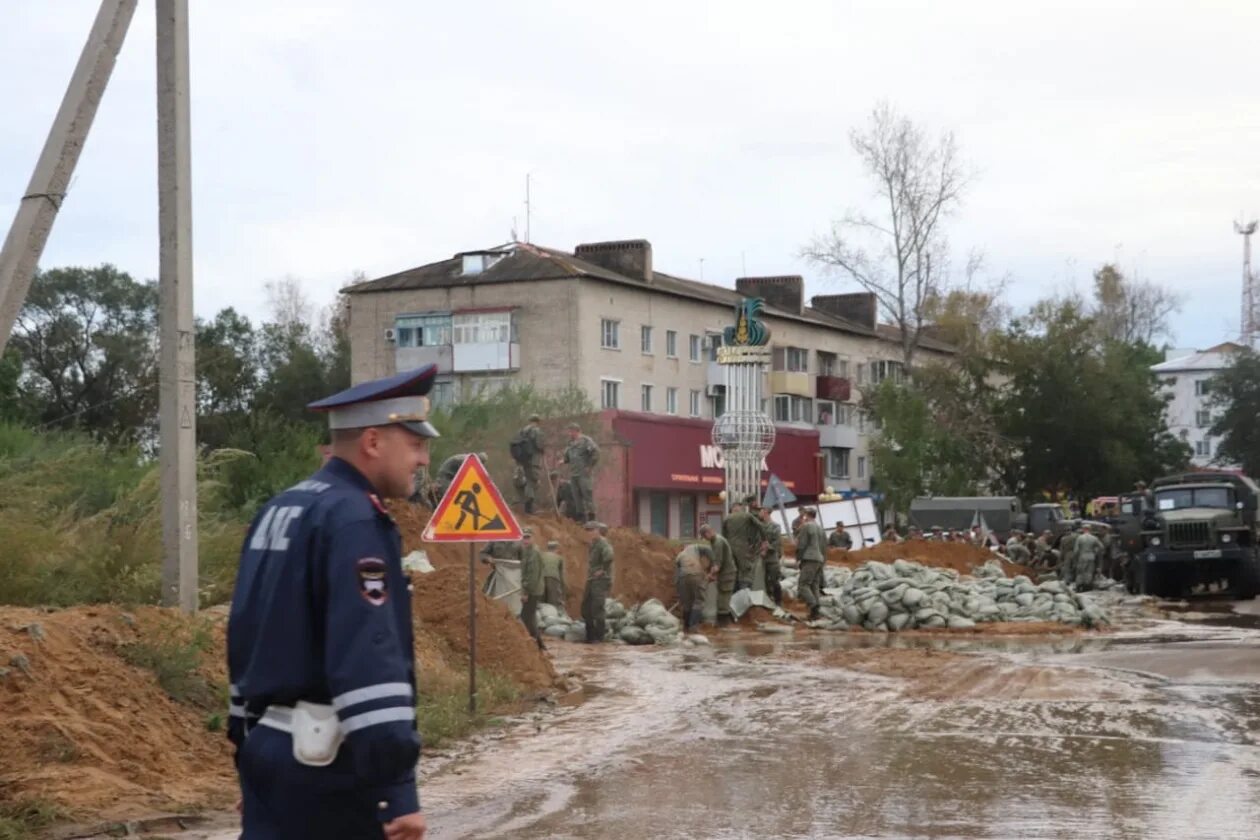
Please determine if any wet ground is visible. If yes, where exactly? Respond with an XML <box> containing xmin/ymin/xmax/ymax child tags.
<box><xmin>162</xmin><ymin>595</ymin><xmax>1260</xmax><ymax>840</ymax></box>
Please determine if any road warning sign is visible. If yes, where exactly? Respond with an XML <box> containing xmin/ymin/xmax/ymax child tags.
<box><xmin>422</xmin><ymin>454</ymin><xmax>523</xmax><ymax>542</ymax></box>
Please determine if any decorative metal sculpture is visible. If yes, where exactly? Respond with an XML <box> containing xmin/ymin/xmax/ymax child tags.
<box><xmin>712</xmin><ymin>297</ymin><xmax>775</xmax><ymax>517</ymax></box>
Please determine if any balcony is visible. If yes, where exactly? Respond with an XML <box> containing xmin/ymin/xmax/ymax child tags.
<box><xmin>769</xmin><ymin>370</ymin><xmax>812</xmax><ymax>398</ymax></box>
<box><xmin>452</xmin><ymin>341</ymin><xmax>521</xmax><ymax>372</ymax></box>
<box><xmin>396</xmin><ymin>345</ymin><xmax>453</xmax><ymax>373</ymax></box>
<box><xmin>819</xmin><ymin>423</ymin><xmax>858</xmax><ymax>449</ymax></box>
<box><xmin>816</xmin><ymin>375</ymin><xmax>851</xmax><ymax>402</ymax></box>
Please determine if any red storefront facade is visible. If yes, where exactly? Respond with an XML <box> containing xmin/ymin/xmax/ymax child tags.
<box><xmin>591</xmin><ymin>410</ymin><xmax>822</xmax><ymax>539</ymax></box>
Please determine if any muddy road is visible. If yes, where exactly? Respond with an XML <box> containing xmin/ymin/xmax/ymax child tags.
<box><xmin>169</xmin><ymin>596</ymin><xmax>1259</xmax><ymax>840</ymax></box>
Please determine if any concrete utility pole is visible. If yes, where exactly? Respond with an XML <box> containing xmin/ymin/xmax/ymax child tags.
<box><xmin>1236</xmin><ymin>220</ymin><xmax>1258</xmax><ymax>349</ymax></box>
<box><xmin>157</xmin><ymin>0</ymin><xmax>198</xmax><ymax>612</ymax></box>
<box><xmin>0</xmin><ymin>0</ymin><xmax>139</xmax><ymax>354</ymax></box>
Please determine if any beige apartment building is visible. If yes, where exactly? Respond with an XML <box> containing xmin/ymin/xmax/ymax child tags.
<box><xmin>343</xmin><ymin>238</ymin><xmax>952</xmax><ymax>497</ymax></box>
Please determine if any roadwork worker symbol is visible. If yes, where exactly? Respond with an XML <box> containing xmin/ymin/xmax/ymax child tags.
<box><xmin>424</xmin><ymin>454</ymin><xmax>522</xmax><ymax>543</ymax></box>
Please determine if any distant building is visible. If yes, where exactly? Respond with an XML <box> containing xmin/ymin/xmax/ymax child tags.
<box><xmin>1151</xmin><ymin>342</ymin><xmax>1244</xmax><ymax>467</ymax></box>
<box><xmin>342</xmin><ymin>238</ymin><xmax>952</xmax><ymax>536</ymax></box>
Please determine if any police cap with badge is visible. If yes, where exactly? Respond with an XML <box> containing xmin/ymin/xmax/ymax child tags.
<box><xmin>308</xmin><ymin>365</ymin><xmax>441</xmax><ymax>438</ymax></box>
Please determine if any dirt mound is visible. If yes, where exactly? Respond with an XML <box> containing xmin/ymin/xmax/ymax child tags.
<box><xmin>784</xmin><ymin>538</ymin><xmax>1037</xmax><ymax>579</ymax></box>
<box><xmin>0</xmin><ymin>607</ymin><xmax>236</xmax><ymax>822</ymax></box>
<box><xmin>393</xmin><ymin>506</ymin><xmax>681</xmax><ymax>618</ymax></box>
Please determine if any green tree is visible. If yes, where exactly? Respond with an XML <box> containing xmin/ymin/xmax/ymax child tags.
<box><xmin>995</xmin><ymin>299</ymin><xmax>1188</xmax><ymax>498</ymax></box>
<box><xmin>1209</xmin><ymin>347</ymin><xmax>1260</xmax><ymax>475</ymax></box>
<box><xmin>4</xmin><ymin>265</ymin><xmax>158</xmax><ymax>441</ymax></box>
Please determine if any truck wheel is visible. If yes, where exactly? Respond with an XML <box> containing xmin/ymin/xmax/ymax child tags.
<box><xmin>1236</xmin><ymin>552</ymin><xmax>1260</xmax><ymax>600</ymax></box>
<box><xmin>1124</xmin><ymin>559</ymin><xmax>1139</xmax><ymax>594</ymax></box>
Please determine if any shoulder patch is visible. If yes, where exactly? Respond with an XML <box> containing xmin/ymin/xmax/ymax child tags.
<box><xmin>356</xmin><ymin>557</ymin><xmax>389</xmax><ymax>606</ymax></box>
<box><xmin>367</xmin><ymin>493</ymin><xmax>390</xmax><ymax>516</ymax></box>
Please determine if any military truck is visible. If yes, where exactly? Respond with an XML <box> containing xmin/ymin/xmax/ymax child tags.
<box><xmin>908</xmin><ymin>496</ymin><xmax>1070</xmax><ymax>543</ymax></box>
<box><xmin>1129</xmin><ymin>472</ymin><xmax>1260</xmax><ymax>598</ymax></box>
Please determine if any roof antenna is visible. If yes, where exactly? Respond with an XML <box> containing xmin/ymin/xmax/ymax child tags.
<box><xmin>524</xmin><ymin>173</ymin><xmax>532</xmax><ymax>244</ymax></box>
<box><xmin>510</xmin><ymin>216</ymin><xmax>519</xmax><ymax>243</ymax></box>
<box><xmin>699</xmin><ymin>257</ymin><xmax>705</xmax><ymax>281</ymax></box>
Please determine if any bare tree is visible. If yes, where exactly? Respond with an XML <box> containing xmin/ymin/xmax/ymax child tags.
<box><xmin>264</xmin><ymin>276</ymin><xmax>315</xmax><ymax>331</ymax></box>
<box><xmin>1091</xmin><ymin>264</ymin><xmax>1182</xmax><ymax>346</ymax></box>
<box><xmin>804</xmin><ymin>102</ymin><xmax>969</xmax><ymax>369</ymax></box>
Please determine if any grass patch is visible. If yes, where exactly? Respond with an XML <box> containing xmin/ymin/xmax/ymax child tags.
<box><xmin>116</xmin><ymin>617</ymin><xmax>221</xmax><ymax>709</ymax></box>
<box><xmin>0</xmin><ymin>798</ymin><xmax>67</xmax><ymax>840</ymax></box>
<box><xmin>416</xmin><ymin>669</ymin><xmax>521</xmax><ymax>749</ymax></box>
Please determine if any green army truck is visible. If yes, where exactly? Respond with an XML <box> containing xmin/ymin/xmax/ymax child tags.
<box><xmin>908</xmin><ymin>496</ymin><xmax>1071</xmax><ymax>543</ymax></box>
<box><xmin>1129</xmin><ymin>473</ymin><xmax>1260</xmax><ymax>599</ymax></box>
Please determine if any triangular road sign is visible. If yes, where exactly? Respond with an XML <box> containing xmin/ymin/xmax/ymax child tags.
<box><xmin>423</xmin><ymin>454</ymin><xmax>523</xmax><ymax>542</ymax></box>
<box><xmin>762</xmin><ymin>473</ymin><xmax>797</xmax><ymax>509</ymax></box>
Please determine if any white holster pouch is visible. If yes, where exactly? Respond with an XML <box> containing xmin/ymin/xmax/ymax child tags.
<box><xmin>290</xmin><ymin>701</ymin><xmax>344</xmax><ymax>767</ymax></box>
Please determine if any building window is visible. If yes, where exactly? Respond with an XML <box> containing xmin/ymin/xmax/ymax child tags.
<box><xmin>827</xmin><ymin>448</ymin><xmax>851</xmax><ymax>478</ymax></box>
<box><xmin>858</xmin><ymin>410</ymin><xmax>869</xmax><ymax>434</ymax></box>
<box><xmin>1194</xmin><ymin>379</ymin><xmax>1211</xmax><ymax>397</ymax></box>
<box><xmin>665</xmin><ymin>330</ymin><xmax>678</xmax><ymax>358</ymax></box>
<box><xmin>707</xmin><ymin>332</ymin><xmax>723</xmax><ymax>362</ymax></box>
<box><xmin>816</xmin><ymin>399</ymin><xmax>836</xmax><ymax>425</ymax></box>
<box><xmin>641</xmin><ymin>384</ymin><xmax>653</xmax><ymax>412</ymax></box>
<box><xmin>1196</xmin><ymin>410</ymin><xmax>1212</xmax><ymax>428</ymax></box>
<box><xmin>689</xmin><ymin>389</ymin><xmax>701</xmax><ymax>417</ymax></box>
<box><xmin>666</xmin><ymin>387</ymin><xmax>678</xmax><ymax>415</ymax></box>
<box><xmin>868</xmin><ymin>360</ymin><xmax>904</xmax><ymax>385</ymax></box>
<box><xmin>649</xmin><ymin>492</ymin><xmax>669</xmax><ymax>537</ymax></box>
<box><xmin>837</xmin><ymin>358</ymin><xmax>849</xmax><ymax>379</ymax></box>
<box><xmin>836</xmin><ymin>403</ymin><xmax>855</xmax><ymax>426</ymax></box>
<box><xmin>601</xmin><ymin>319</ymin><xmax>620</xmax><ymax>350</ymax></box>
<box><xmin>711</xmin><ymin>391</ymin><xmax>726</xmax><ymax>418</ymax></box>
<box><xmin>818</xmin><ymin>352</ymin><xmax>836</xmax><ymax>377</ymax></box>
<box><xmin>679</xmin><ymin>495</ymin><xmax>697</xmax><ymax>539</ymax></box>
<box><xmin>641</xmin><ymin>325</ymin><xmax>653</xmax><ymax>354</ymax></box>
<box><xmin>396</xmin><ymin>313</ymin><xmax>452</xmax><ymax>347</ymax></box>
<box><xmin>689</xmin><ymin>334</ymin><xmax>701</xmax><ymax>362</ymax></box>
<box><xmin>601</xmin><ymin>378</ymin><xmax>620</xmax><ymax>409</ymax></box>
<box><xmin>452</xmin><ymin>311</ymin><xmax>511</xmax><ymax>344</ymax></box>
<box><xmin>431</xmin><ymin>379</ymin><xmax>455</xmax><ymax>408</ymax></box>
<box><xmin>775</xmin><ymin>346</ymin><xmax>809</xmax><ymax>372</ymax></box>
<box><xmin>773</xmin><ymin>394</ymin><xmax>813</xmax><ymax>424</ymax></box>
<box><xmin>1195</xmin><ymin>439</ymin><xmax>1211</xmax><ymax>457</ymax></box>
<box><xmin>857</xmin><ymin>456</ymin><xmax>867</xmax><ymax>479</ymax></box>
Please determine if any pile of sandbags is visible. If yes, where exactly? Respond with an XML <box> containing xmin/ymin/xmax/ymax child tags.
<box><xmin>535</xmin><ymin>598</ymin><xmax>690</xmax><ymax>646</ymax></box>
<box><xmin>786</xmin><ymin>559</ymin><xmax>1109</xmax><ymax>631</ymax></box>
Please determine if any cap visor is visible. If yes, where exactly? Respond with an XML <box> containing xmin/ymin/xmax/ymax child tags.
<box><xmin>401</xmin><ymin>420</ymin><xmax>440</xmax><ymax>439</ymax></box>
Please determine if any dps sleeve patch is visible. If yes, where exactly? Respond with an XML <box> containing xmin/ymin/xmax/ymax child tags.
<box><xmin>356</xmin><ymin>557</ymin><xmax>389</xmax><ymax>606</ymax></box>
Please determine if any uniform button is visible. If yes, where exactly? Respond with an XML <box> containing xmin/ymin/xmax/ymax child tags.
<box><xmin>408</xmin><ymin>584</ymin><xmax>415</xmax><ymax>593</ymax></box>
<box><xmin>378</xmin><ymin>800</ymin><xmax>389</xmax><ymax>811</ymax></box>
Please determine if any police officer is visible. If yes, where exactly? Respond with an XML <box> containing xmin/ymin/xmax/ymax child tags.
<box><xmin>563</xmin><ymin>423</ymin><xmax>600</xmax><ymax>522</ymax></box>
<box><xmin>517</xmin><ymin>529</ymin><xmax>545</xmax><ymax>649</ymax></box>
<box><xmin>227</xmin><ymin>365</ymin><xmax>437</xmax><ymax>840</ymax></box>
<box><xmin>540</xmin><ymin>539</ymin><xmax>567</xmax><ymax>610</ymax></box>
<box><xmin>582</xmin><ymin>521</ymin><xmax>614</xmax><ymax>642</ymax></box>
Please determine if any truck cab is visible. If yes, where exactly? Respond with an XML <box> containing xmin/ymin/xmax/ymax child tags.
<box><xmin>1132</xmin><ymin>477</ymin><xmax>1260</xmax><ymax>598</ymax></box>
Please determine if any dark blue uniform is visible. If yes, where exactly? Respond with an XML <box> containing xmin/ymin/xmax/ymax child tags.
<box><xmin>228</xmin><ymin>457</ymin><xmax>419</xmax><ymax>839</ymax></box>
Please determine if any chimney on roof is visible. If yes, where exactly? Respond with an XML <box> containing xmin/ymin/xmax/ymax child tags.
<box><xmin>811</xmin><ymin>293</ymin><xmax>878</xmax><ymax>329</ymax></box>
<box><xmin>736</xmin><ymin>276</ymin><xmax>804</xmax><ymax>315</ymax></box>
<box><xmin>573</xmin><ymin>239</ymin><xmax>653</xmax><ymax>282</ymax></box>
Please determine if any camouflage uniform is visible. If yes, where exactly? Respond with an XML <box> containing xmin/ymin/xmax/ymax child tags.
<box><xmin>518</xmin><ymin>539</ymin><xmax>545</xmax><ymax>645</ymax></box>
<box><xmin>828</xmin><ymin>528</ymin><xmax>853</xmax><ymax>550</ymax></box>
<box><xmin>707</xmin><ymin>532</ymin><xmax>737</xmax><ymax>623</ymax></box>
<box><xmin>759</xmin><ymin>514</ymin><xmax>784</xmax><ymax>605</ymax></box>
<box><xmin>795</xmin><ymin>518</ymin><xmax>827</xmax><ymax>618</ymax></box>
<box><xmin>674</xmin><ymin>544</ymin><xmax>713</xmax><ymax>630</ymax></box>
<box><xmin>540</xmin><ymin>548</ymin><xmax>566</xmax><ymax>609</ymax></box>
<box><xmin>564</xmin><ymin>432</ymin><xmax>600</xmax><ymax>521</ymax></box>
<box><xmin>722</xmin><ymin>509</ymin><xmax>763</xmax><ymax>590</ymax></box>
<box><xmin>1072</xmin><ymin>532</ymin><xmax>1105</xmax><ymax>591</ymax></box>
<box><xmin>1058</xmin><ymin>531</ymin><xmax>1080</xmax><ymax>584</ymax></box>
<box><xmin>582</xmin><ymin>532</ymin><xmax>614</xmax><ymax>642</ymax></box>
<box><xmin>511</xmin><ymin>422</ymin><xmax>545</xmax><ymax>513</ymax></box>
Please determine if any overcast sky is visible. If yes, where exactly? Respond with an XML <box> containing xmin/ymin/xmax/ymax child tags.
<box><xmin>3</xmin><ymin>0</ymin><xmax>1257</xmax><ymax>351</ymax></box>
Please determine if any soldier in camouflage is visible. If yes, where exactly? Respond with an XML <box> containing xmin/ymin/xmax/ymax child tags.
<box><xmin>540</xmin><ymin>539</ymin><xmax>567</xmax><ymax>610</ymax></box>
<box><xmin>758</xmin><ymin>506</ymin><xmax>784</xmax><ymax>605</ymax></box>
<box><xmin>581</xmin><ymin>521</ymin><xmax>614</xmax><ymax>642</ymax></box>
<box><xmin>722</xmin><ymin>500</ymin><xmax>764</xmax><ymax>591</ymax></box>
<box><xmin>795</xmin><ymin>508</ymin><xmax>827</xmax><ymax>620</ymax></box>
<box><xmin>1071</xmin><ymin>524</ymin><xmax>1105</xmax><ymax>592</ymax></box>
<box><xmin>701</xmin><ymin>523</ymin><xmax>737</xmax><ymax>626</ymax></box>
<box><xmin>509</xmin><ymin>415</ymin><xmax>545</xmax><ymax>514</ymax></box>
<box><xmin>563</xmin><ymin>423</ymin><xmax>600</xmax><ymax>522</ymax></box>
<box><xmin>517</xmin><ymin>529</ymin><xmax>545</xmax><ymax>649</ymax></box>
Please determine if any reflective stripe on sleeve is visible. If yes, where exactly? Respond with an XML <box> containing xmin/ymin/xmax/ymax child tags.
<box><xmin>332</xmin><ymin>682</ymin><xmax>413</xmax><ymax>711</ymax></box>
<box><xmin>228</xmin><ymin>703</ymin><xmax>246</xmax><ymax>718</ymax></box>
<box><xmin>340</xmin><ymin>706</ymin><xmax>416</xmax><ymax>734</ymax></box>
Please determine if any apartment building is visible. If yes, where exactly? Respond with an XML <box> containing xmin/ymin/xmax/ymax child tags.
<box><xmin>343</xmin><ymin>238</ymin><xmax>952</xmax><ymax>535</ymax></box>
<box><xmin>1151</xmin><ymin>342</ymin><xmax>1244</xmax><ymax>467</ymax></box>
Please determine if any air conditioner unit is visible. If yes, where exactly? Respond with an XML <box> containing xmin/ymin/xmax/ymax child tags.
<box><xmin>704</xmin><ymin>384</ymin><xmax>723</xmax><ymax>397</ymax></box>
<box><xmin>384</xmin><ymin>328</ymin><xmax>397</xmax><ymax>343</ymax></box>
